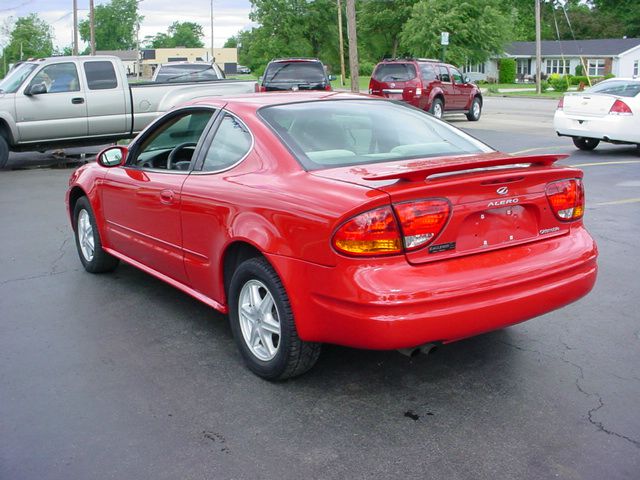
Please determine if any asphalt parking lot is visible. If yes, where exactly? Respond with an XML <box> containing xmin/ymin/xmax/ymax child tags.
<box><xmin>1</xmin><ymin>97</ymin><xmax>639</xmax><ymax>479</ymax></box>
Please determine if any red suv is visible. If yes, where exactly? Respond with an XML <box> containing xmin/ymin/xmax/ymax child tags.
<box><xmin>369</xmin><ymin>59</ymin><xmax>482</xmax><ymax>121</ymax></box>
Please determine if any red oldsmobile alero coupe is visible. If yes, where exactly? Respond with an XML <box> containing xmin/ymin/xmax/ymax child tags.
<box><xmin>66</xmin><ymin>92</ymin><xmax>598</xmax><ymax>379</ymax></box>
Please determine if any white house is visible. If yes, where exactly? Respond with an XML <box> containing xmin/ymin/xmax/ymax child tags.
<box><xmin>463</xmin><ymin>38</ymin><xmax>640</xmax><ymax>82</ymax></box>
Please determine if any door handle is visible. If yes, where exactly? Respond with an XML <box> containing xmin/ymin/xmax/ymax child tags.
<box><xmin>71</xmin><ymin>97</ymin><xmax>85</xmax><ymax>104</ymax></box>
<box><xmin>160</xmin><ymin>189</ymin><xmax>175</xmax><ymax>204</ymax></box>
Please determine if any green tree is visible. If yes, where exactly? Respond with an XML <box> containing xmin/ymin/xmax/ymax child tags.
<box><xmin>400</xmin><ymin>0</ymin><xmax>510</xmax><ymax>65</ymax></box>
<box><xmin>224</xmin><ymin>36</ymin><xmax>239</xmax><ymax>48</ymax></box>
<box><xmin>591</xmin><ymin>0</ymin><xmax>640</xmax><ymax>37</ymax></box>
<box><xmin>359</xmin><ymin>0</ymin><xmax>418</xmax><ymax>61</ymax></box>
<box><xmin>147</xmin><ymin>21</ymin><xmax>205</xmax><ymax>48</ymax></box>
<box><xmin>1</xmin><ymin>14</ymin><xmax>53</xmax><ymax>72</ymax></box>
<box><xmin>79</xmin><ymin>0</ymin><xmax>142</xmax><ymax>51</ymax></box>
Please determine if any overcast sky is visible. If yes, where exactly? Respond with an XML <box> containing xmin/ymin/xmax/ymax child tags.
<box><xmin>1</xmin><ymin>0</ymin><xmax>255</xmax><ymax>50</ymax></box>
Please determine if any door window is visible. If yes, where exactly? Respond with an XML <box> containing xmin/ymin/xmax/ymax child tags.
<box><xmin>84</xmin><ymin>61</ymin><xmax>118</xmax><ymax>90</ymax></box>
<box><xmin>132</xmin><ymin>109</ymin><xmax>215</xmax><ymax>170</ymax></box>
<box><xmin>438</xmin><ymin>66</ymin><xmax>451</xmax><ymax>82</ymax></box>
<box><xmin>31</xmin><ymin>63</ymin><xmax>80</xmax><ymax>93</ymax></box>
<box><xmin>450</xmin><ymin>67</ymin><xmax>463</xmax><ymax>83</ymax></box>
<box><xmin>201</xmin><ymin>114</ymin><xmax>253</xmax><ymax>172</ymax></box>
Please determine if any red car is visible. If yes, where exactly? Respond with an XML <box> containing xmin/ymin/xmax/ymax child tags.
<box><xmin>369</xmin><ymin>58</ymin><xmax>483</xmax><ymax>120</ymax></box>
<box><xmin>67</xmin><ymin>92</ymin><xmax>597</xmax><ymax>380</ymax></box>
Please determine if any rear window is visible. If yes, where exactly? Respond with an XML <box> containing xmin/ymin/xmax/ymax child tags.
<box><xmin>84</xmin><ymin>61</ymin><xmax>118</xmax><ymax>90</ymax></box>
<box><xmin>155</xmin><ymin>65</ymin><xmax>222</xmax><ymax>83</ymax></box>
<box><xmin>586</xmin><ymin>80</ymin><xmax>640</xmax><ymax>97</ymax></box>
<box><xmin>372</xmin><ymin>63</ymin><xmax>417</xmax><ymax>82</ymax></box>
<box><xmin>259</xmin><ymin>100</ymin><xmax>492</xmax><ymax>170</ymax></box>
<box><xmin>263</xmin><ymin>62</ymin><xmax>326</xmax><ymax>83</ymax></box>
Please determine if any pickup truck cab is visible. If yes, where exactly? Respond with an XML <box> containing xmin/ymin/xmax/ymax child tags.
<box><xmin>0</xmin><ymin>55</ymin><xmax>257</xmax><ymax>168</ymax></box>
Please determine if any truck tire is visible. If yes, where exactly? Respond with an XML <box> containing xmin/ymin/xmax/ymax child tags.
<box><xmin>466</xmin><ymin>97</ymin><xmax>482</xmax><ymax>121</ymax></box>
<box><xmin>572</xmin><ymin>137</ymin><xmax>600</xmax><ymax>151</ymax></box>
<box><xmin>429</xmin><ymin>98</ymin><xmax>444</xmax><ymax>119</ymax></box>
<box><xmin>0</xmin><ymin>135</ymin><xmax>9</xmax><ymax>170</ymax></box>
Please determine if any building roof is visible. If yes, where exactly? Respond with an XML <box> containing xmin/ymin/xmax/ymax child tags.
<box><xmin>96</xmin><ymin>50</ymin><xmax>138</xmax><ymax>61</ymax></box>
<box><xmin>506</xmin><ymin>38</ymin><xmax>640</xmax><ymax>57</ymax></box>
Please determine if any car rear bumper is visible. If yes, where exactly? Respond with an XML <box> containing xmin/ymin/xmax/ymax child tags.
<box><xmin>554</xmin><ymin>110</ymin><xmax>640</xmax><ymax>143</ymax></box>
<box><xmin>268</xmin><ymin>226</ymin><xmax>597</xmax><ymax>350</ymax></box>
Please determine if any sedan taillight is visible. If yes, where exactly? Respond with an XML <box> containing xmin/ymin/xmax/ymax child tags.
<box><xmin>609</xmin><ymin>99</ymin><xmax>632</xmax><ymax>116</ymax></box>
<box><xmin>546</xmin><ymin>179</ymin><xmax>585</xmax><ymax>221</ymax></box>
<box><xmin>332</xmin><ymin>199</ymin><xmax>451</xmax><ymax>256</ymax></box>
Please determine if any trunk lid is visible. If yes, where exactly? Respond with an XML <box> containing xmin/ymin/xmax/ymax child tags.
<box><xmin>312</xmin><ymin>152</ymin><xmax>582</xmax><ymax>264</ymax></box>
<box><xmin>562</xmin><ymin>92</ymin><xmax>617</xmax><ymax>117</ymax></box>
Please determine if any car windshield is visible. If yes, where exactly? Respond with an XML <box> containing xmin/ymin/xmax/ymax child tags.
<box><xmin>0</xmin><ymin>62</ymin><xmax>38</xmax><ymax>93</ymax></box>
<box><xmin>259</xmin><ymin>100</ymin><xmax>493</xmax><ymax>170</ymax></box>
<box><xmin>586</xmin><ymin>80</ymin><xmax>640</xmax><ymax>97</ymax></box>
<box><xmin>372</xmin><ymin>63</ymin><xmax>417</xmax><ymax>82</ymax></box>
<box><xmin>263</xmin><ymin>62</ymin><xmax>326</xmax><ymax>84</ymax></box>
<box><xmin>156</xmin><ymin>65</ymin><xmax>222</xmax><ymax>82</ymax></box>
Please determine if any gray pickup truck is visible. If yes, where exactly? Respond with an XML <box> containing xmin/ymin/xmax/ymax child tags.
<box><xmin>0</xmin><ymin>55</ymin><xmax>257</xmax><ymax>168</ymax></box>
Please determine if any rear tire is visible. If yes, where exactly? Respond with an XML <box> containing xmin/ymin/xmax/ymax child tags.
<box><xmin>228</xmin><ymin>257</ymin><xmax>321</xmax><ymax>380</ymax></box>
<box><xmin>429</xmin><ymin>98</ymin><xmax>444</xmax><ymax>119</ymax></box>
<box><xmin>466</xmin><ymin>97</ymin><xmax>482</xmax><ymax>121</ymax></box>
<box><xmin>572</xmin><ymin>137</ymin><xmax>600</xmax><ymax>151</ymax></box>
<box><xmin>0</xmin><ymin>135</ymin><xmax>9</xmax><ymax>170</ymax></box>
<box><xmin>73</xmin><ymin>196</ymin><xmax>119</xmax><ymax>273</ymax></box>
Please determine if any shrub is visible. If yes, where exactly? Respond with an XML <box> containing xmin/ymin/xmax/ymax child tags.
<box><xmin>359</xmin><ymin>61</ymin><xmax>375</xmax><ymax>76</ymax></box>
<box><xmin>487</xmin><ymin>84</ymin><xmax>500</xmax><ymax>94</ymax></box>
<box><xmin>575</xmin><ymin>64</ymin><xmax>583</xmax><ymax>76</ymax></box>
<box><xmin>548</xmin><ymin>74</ymin><xmax>570</xmax><ymax>92</ymax></box>
<box><xmin>499</xmin><ymin>58</ymin><xmax>516</xmax><ymax>83</ymax></box>
<box><xmin>571</xmin><ymin>75</ymin><xmax>589</xmax><ymax>85</ymax></box>
<box><xmin>604</xmin><ymin>73</ymin><xmax>615</xmax><ymax>79</ymax></box>
<box><xmin>540</xmin><ymin>80</ymin><xmax>549</xmax><ymax>92</ymax></box>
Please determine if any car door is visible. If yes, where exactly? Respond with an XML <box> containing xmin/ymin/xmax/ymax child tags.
<box><xmin>82</xmin><ymin>59</ymin><xmax>129</xmax><ymax>136</ymax></box>
<box><xmin>14</xmin><ymin>61</ymin><xmax>88</xmax><ymax>142</ymax></box>
<box><xmin>437</xmin><ymin>66</ymin><xmax>456</xmax><ymax>111</ymax></box>
<box><xmin>100</xmin><ymin>107</ymin><xmax>217</xmax><ymax>284</ymax></box>
<box><xmin>450</xmin><ymin>66</ymin><xmax>473</xmax><ymax>110</ymax></box>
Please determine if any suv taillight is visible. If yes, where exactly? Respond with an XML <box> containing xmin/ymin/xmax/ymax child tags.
<box><xmin>546</xmin><ymin>179</ymin><xmax>584</xmax><ymax>221</ymax></box>
<box><xmin>609</xmin><ymin>99</ymin><xmax>632</xmax><ymax>115</ymax></box>
<box><xmin>332</xmin><ymin>200</ymin><xmax>451</xmax><ymax>256</ymax></box>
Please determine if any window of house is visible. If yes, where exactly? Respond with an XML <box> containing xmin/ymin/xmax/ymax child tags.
<box><xmin>634</xmin><ymin>60</ymin><xmax>638</xmax><ymax>77</ymax></box>
<box><xmin>517</xmin><ymin>59</ymin><xmax>530</xmax><ymax>75</ymax></box>
<box><xmin>545</xmin><ymin>59</ymin><xmax>569</xmax><ymax>75</ymax></box>
<box><xmin>463</xmin><ymin>62</ymin><xmax>485</xmax><ymax>74</ymax></box>
<box><xmin>588</xmin><ymin>59</ymin><xmax>605</xmax><ymax>76</ymax></box>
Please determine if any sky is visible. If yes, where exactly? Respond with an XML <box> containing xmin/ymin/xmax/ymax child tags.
<box><xmin>0</xmin><ymin>0</ymin><xmax>255</xmax><ymax>50</ymax></box>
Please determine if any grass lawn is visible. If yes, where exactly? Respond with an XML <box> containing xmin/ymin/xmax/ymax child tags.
<box><xmin>487</xmin><ymin>83</ymin><xmax>537</xmax><ymax>89</ymax></box>
<box><xmin>487</xmin><ymin>90</ymin><xmax>565</xmax><ymax>99</ymax></box>
<box><xmin>331</xmin><ymin>76</ymin><xmax>371</xmax><ymax>92</ymax></box>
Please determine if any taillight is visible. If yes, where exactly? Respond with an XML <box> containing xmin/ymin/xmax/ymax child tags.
<box><xmin>394</xmin><ymin>199</ymin><xmax>450</xmax><ymax>250</ymax></box>
<box><xmin>332</xmin><ymin>206</ymin><xmax>402</xmax><ymax>256</ymax></box>
<box><xmin>332</xmin><ymin>199</ymin><xmax>451</xmax><ymax>256</ymax></box>
<box><xmin>557</xmin><ymin>96</ymin><xmax>564</xmax><ymax>110</ymax></box>
<box><xmin>546</xmin><ymin>179</ymin><xmax>585</xmax><ymax>221</ymax></box>
<box><xmin>609</xmin><ymin>99</ymin><xmax>632</xmax><ymax>115</ymax></box>
<box><xmin>416</xmin><ymin>87</ymin><xmax>422</xmax><ymax>96</ymax></box>
<box><xmin>325</xmin><ymin>83</ymin><xmax>332</xmax><ymax>91</ymax></box>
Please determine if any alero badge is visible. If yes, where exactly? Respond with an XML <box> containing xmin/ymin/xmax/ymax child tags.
<box><xmin>496</xmin><ymin>186</ymin><xmax>509</xmax><ymax>196</ymax></box>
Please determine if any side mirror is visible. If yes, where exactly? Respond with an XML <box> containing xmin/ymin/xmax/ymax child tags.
<box><xmin>25</xmin><ymin>83</ymin><xmax>47</xmax><ymax>96</ymax></box>
<box><xmin>97</xmin><ymin>145</ymin><xmax>127</xmax><ymax>167</ymax></box>
<box><xmin>328</xmin><ymin>74</ymin><xmax>336</xmax><ymax>81</ymax></box>
<box><xmin>463</xmin><ymin>76</ymin><xmax>471</xmax><ymax>84</ymax></box>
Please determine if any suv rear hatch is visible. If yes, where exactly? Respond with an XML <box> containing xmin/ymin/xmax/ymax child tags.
<box><xmin>262</xmin><ymin>61</ymin><xmax>330</xmax><ymax>91</ymax></box>
<box><xmin>313</xmin><ymin>153</ymin><xmax>584</xmax><ymax>264</ymax></box>
<box><xmin>369</xmin><ymin>63</ymin><xmax>421</xmax><ymax>103</ymax></box>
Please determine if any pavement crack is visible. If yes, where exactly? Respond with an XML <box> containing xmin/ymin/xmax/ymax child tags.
<box><xmin>587</xmin><ymin>396</ymin><xmax>640</xmax><ymax>448</ymax></box>
<box><xmin>0</xmin><ymin>269</ymin><xmax>75</xmax><ymax>285</ymax></box>
<box><xmin>50</xmin><ymin>237</ymin><xmax>71</xmax><ymax>273</ymax></box>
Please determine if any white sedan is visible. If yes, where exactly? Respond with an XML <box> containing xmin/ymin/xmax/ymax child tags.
<box><xmin>554</xmin><ymin>78</ymin><xmax>640</xmax><ymax>151</ymax></box>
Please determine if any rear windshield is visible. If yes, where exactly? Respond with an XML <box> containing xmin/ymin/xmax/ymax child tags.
<box><xmin>372</xmin><ymin>63</ymin><xmax>417</xmax><ymax>82</ymax></box>
<box><xmin>155</xmin><ymin>65</ymin><xmax>222</xmax><ymax>83</ymax></box>
<box><xmin>259</xmin><ymin>100</ymin><xmax>492</xmax><ymax>170</ymax></box>
<box><xmin>263</xmin><ymin>62</ymin><xmax>326</xmax><ymax>84</ymax></box>
<box><xmin>586</xmin><ymin>80</ymin><xmax>640</xmax><ymax>97</ymax></box>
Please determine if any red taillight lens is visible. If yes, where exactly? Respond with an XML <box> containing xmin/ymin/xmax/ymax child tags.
<box><xmin>332</xmin><ymin>206</ymin><xmax>402</xmax><ymax>256</ymax></box>
<box><xmin>557</xmin><ymin>96</ymin><xmax>564</xmax><ymax>110</ymax></box>
<box><xmin>394</xmin><ymin>199</ymin><xmax>451</xmax><ymax>250</ymax></box>
<box><xmin>546</xmin><ymin>179</ymin><xmax>585</xmax><ymax>221</ymax></box>
<box><xmin>609</xmin><ymin>99</ymin><xmax>632</xmax><ymax>115</ymax></box>
<box><xmin>325</xmin><ymin>83</ymin><xmax>332</xmax><ymax>91</ymax></box>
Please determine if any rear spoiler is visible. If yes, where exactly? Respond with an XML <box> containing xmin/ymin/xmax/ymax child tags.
<box><xmin>362</xmin><ymin>153</ymin><xmax>569</xmax><ymax>182</ymax></box>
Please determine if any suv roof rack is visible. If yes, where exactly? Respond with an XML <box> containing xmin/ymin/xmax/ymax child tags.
<box><xmin>381</xmin><ymin>57</ymin><xmax>441</xmax><ymax>63</ymax></box>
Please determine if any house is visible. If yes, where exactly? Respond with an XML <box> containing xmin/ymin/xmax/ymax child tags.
<box><xmin>463</xmin><ymin>38</ymin><xmax>640</xmax><ymax>82</ymax></box>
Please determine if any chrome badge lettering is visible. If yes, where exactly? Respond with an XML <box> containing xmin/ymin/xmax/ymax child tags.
<box><xmin>487</xmin><ymin>198</ymin><xmax>519</xmax><ymax>207</ymax></box>
<box><xmin>539</xmin><ymin>227</ymin><xmax>560</xmax><ymax>235</ymax></box>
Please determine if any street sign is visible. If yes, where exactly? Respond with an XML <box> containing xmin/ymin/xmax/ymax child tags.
<box><xmin>441</xmin><ymin>32</ymin><xmax>449</xmax><ymax>46</ymax></box>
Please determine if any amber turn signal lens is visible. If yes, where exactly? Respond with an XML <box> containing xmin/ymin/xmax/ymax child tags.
<box><xmin>332</xmin><ymin>206</ymin><xmax>402</xmax><ymax>256</ymax></box>
<box><xmin>546</xmin><ymin>179</ymin><xmax>585</xmax><ymax>221</ymax></box>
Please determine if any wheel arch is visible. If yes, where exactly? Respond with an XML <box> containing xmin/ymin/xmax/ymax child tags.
<box><xmin>0</xmin><ymin>116</ymin><xmax>17</xmax><ymax>146</ymax></box>
<box><xmin>222</xmin><ymin>241</ymin><xmax>265</xmax><ymax>299</ymax></box>
<box><xmin>68</xmin><ymin>186</ymin><xmax>89</xmax><ymax>228</ymax></box>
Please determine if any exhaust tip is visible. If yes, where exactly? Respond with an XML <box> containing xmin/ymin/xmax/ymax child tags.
<box><xmin>397</xmin><ymin>342</ymin><xmax>440</xmax><ymax>358</ymax></box>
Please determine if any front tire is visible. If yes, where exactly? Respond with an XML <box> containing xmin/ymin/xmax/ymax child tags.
<box><xmin>466</xmin><ymin>97</ymin><xmax>482</xmax><ymax>121</ymax></box>
<box><xmin>572</xmin><ymin>137</ymin><xmax>600</xmax><ymax>151</ymax></box>
<box><xmin>429</xmin><ymin>98</ymin><xmax>444</xmax><ymax>119</ymax></box>
<box><xmin>228</xmin><ymin>257</ymin><xmax>321</xmax><ymax>380</ymax></box>
<box><xmin>0</xmin><ymin>135</ymin><xmax>9</xmax><ymax>170</ymax></box>
<box><xmin>73</xmin><ymin>196</ymin><xmax>119</xmax><ymax>273</ymax></box>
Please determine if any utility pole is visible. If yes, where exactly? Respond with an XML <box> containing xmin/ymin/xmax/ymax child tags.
<box><xmin>337</xmin><ymin>0</ymin><xmax>346</xmax><ymax>87</ymax></box>
<box><xmin>345</xmin><ymin>0</ymin><xmax>359</xmax><ymax>93</ymax></box>
<box><xmin>72</xmin><ymin>0</ymin><xmax>78</xmax><ymax>55</ymax></box>
<box><xmin>535</xmin><ymin>0</ymin><xmax>541</xmax><ymax>94</ymax></box>
<box><xmin>90</xmin><ymin>0</ymin><xmax>96</xmax><ymax>55</ymax></box>
<box><xmin>210</xmin><ymin>0</ymin><xmax>215</xmax><ymax>64</ymax></box>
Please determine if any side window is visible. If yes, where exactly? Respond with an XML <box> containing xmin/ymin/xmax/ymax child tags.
<box><xmin>133</xmin><ymin>110</ymin><xmax>214</xmax><ymax>170</ymax></box>
<box><xmin>438</xmin><ymin>66</ymin><xmax>450</xmax><ymax>83</ymax></box>
<box><xmin>84</xmin><ymin>61</ymin><xmax>118</xmax><ymax>90</ymax></box>
<box><xmin>201</xmin><ymin>114</ymin><xmax>252</xmax><ymax>172</ymax></box>
<box><xmin>450</xmin><ymin>67</ymin><xmax>463</xmax><ymax>83</ymax></box>
<box><xmin>420</xmin><ymin>64</ymin><xmax>437</xmax><ymax>81</ymax></box>
<box><xmin>31</xmin><ymin>63</ymin><xmax>80</xmax><ymax>93</ymax></box>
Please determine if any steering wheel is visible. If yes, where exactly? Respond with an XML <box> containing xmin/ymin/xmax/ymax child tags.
<box><xmin>167</xmin><ymin>142</ymin><xmax>197</xmax><ymax>170</ymax></box>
